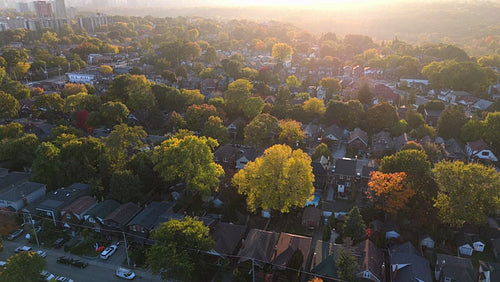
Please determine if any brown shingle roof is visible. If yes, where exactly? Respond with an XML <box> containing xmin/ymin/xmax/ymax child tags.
<box><xmin>61</xmin><ymin>196</ymin><xmax>96</xmax><ymax>216</ymax></box>
<box><xmin>271</xmin><ymin>233</ymin><xmax>312</xmax><ymax>269</ymax></box>
<box><xmin>104</xmin><ymin>202</ymin><xmax>141</xmax><ymax>227</ymax></box>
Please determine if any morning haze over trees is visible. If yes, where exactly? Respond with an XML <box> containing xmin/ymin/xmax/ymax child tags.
<box><xmin>0</xmin><ymin>0</ymin><xmax>500</xmax><ymax>281</ymax></box>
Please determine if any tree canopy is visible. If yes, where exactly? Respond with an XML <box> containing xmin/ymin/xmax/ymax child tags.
<box><xmin>232</xmin><ymin>144</ymin><xmax>314</xmax><ymax>213</ymax></box>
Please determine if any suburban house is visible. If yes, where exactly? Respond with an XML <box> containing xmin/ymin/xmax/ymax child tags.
<box><xmin>322</xmin><ymin>124</ymin><xmax>346</xmax><ymax>145</ymax></box>
<box><xmin>35</xmin><ymin>183</ymin><xmax>91</xmax><ymax>225</ymax></box>
<box><xmin>371</xmin><ymin>130</ymin><xmax>393</xmax><ymax>157</ymax></box>
<box><xmin>271</xmin><ymin>233</ymin><xmax>312</xmax><ymax>270</ymax></box>
<box><xmin>235</xmin><ymin>148</ymin><xmax>259</xmax><ymax>170</ymax></box>
<box><xmin>83</xmin><ymin>199</ymin><xmax>121</xmax><ymax>233</ymax></box>
<box><xmin>0</xmin><ymin>181</ymin><xmax>46</xmax><ymax>211</ymax></box>
<box><xmin>214</xmin><ymin>145</ymin><xmax>241</xmax><ymax>172</ymax></box>
<box><xmin>238</xmin><ymin>229</ymin><xmax>280</xmax><ymax>268</ymax></box>
<box><xmin>466</xmin><ymin>139</ymin><xmax>498</xmax><ymax>162</ymax></box>
<box><xmin>373</xmin><ymin>84</ymin><xmax>400</xmax><ymax>105</ymax></box>
<box><xmin>392</xmin><ymin>133</ymin><xmax>412</xmax><ymax>152</ymax></box>
<box><xmin>332</xmin><ymin>158</ymin><xmax>358</xmax><ymax>199</ymax></box>
<box><xmin>60</xmin><ymin>196</ymin><xmax>97</xmax><ymax>225</ymax></box>
<box><xmin>421</xmin><ymin>234</ymin><xmax>435</xmax><ymax>249</ymax></box>
<box><xmin>424</xmin><ymin>109</ymin><xmax>442</xmax><ymax>126</ymax></box>
<box><xmin>385</xmin><ymin>221</ymin><xmax>401</xmax><ymax>240</ymax></box>
<box><xmin>302</xmin><ymin>206</ymin><xmax>322</xmax><ymax>229</ymax></box>
<box><xmin>435</xmin><ymin>254</ymin><xmax>476</xmax><ymax>282</ymax></box>
<box><xmin>210</xmin><ymin>222</ymin><xmax>247</xmax><ymax>257</ymax></box>
<box><xmin>353</xmin><ymin>239</ymin><xmax>385</xmax><ymax>282</ymax></box>
<box><xmin>102</xmin><ymin>202</ymin><xmax>142</xmax><ymax>235</ymax></box>
<box><xmin>311</xmin><ymin>162</ymin><xmax>328</xmax><ymax>193</ymax></box>
<box><xmin>310</xmin><ymin>240</ymin><xmax>336</xmax><ymax>279</ymax></box>
<box><xmin>456</xmin><ymin>233</ymin><xmax>475</xmax><ymax>256</ymax></box>
<box><xmin>441</xmin><ymin>138</ymin><xmax>467</xmax><ymax>161</ymax></box>
<box><xmin>303</xmin><ymin>123</ymin><xmax>322</xmax><ymax>145</ymax></box>
<box><xmin>479</xmin><ymin>260</ymin><xmax>500</xmax><ymax>282</ymax></box>
<box><xmin>348</xmin><ymin>128</ymin><xmax>369</xmax><ymax>152</ymax></box>
<box><xmin>473</xmin><ymin>99</ymin><xmax>494</xmax><ymax>111</ymax></box>
<box><xmin>389</xmin><ymin>242</ymin><xmax>433</xmax><ymax>282</ymax></box>
<box><xmin>126</xmin><ymin>201</ymin><xmax>175</xmax><ymax>244</ymax></box>
<box><xmin>0</xmin><ymin>170</ymin><xmax>30</xmax><ymax>191</ymax></box>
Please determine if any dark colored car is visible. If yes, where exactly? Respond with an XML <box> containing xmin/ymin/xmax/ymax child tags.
<box><xmin>57</xmin><ymin>256</ymin><xmax>73</xmax><ymax>265</ymax></box>
<box><xmin>53</xmin><ymin>238</ymin><xmax>66</xmax><ymax>248</ymax></box>
<box><xmin>7</xmin><ymin>229</ymin><xmax>24</xmax><ymax>240</ymax></box>
<box><xmin>71</xmin><ymin>259</ymin><xmax>88</xmax><ymax>268</ymax></box>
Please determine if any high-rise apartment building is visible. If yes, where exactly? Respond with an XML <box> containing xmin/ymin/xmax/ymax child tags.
<box><xmin>54</xmin><ymin>0</ymin><xmax>66</xmax><ymax>18</ymax></box>
<box><xmin>33</xmin><ymin>1</ymin><xmax>53</xmax><ymax>18</ymax></box>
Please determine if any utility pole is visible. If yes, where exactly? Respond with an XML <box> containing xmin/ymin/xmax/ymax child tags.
<box><xmin>252</xmin><ymin>258</ymin><xmax>255</xmax><ymax>282</ymax></box>
<box><xmin>28</xmin><ymin>213</ymin><xmax>40</xmax><ymax>249</ymax></box>
<box><xmin>122</xmin><ymin>231</ymin><xmax>130</xmax><ymax>267</ymax></box>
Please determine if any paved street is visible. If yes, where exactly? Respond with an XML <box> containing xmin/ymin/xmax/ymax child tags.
<box><xmin>1</xmin><ymin>237</ymin><xmax>161</xmax><ymax>281</ymax></box>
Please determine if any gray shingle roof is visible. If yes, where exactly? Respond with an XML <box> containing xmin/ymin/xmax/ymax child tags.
<box><xmin>333</xmin><ymin>158</ymin><xmax>357</xmax><ymax>176</ymax></box>
<box><xmin>127</xmin><ymin>201</ymin><xmax>174</xmax><ymax>230</ymax></box>
<box><xmin>390</xmin><ymin>242</ymin><xmax>432</xmax><ymax>282</ymax></box>
<box><xmin>84</xmin><ymin>199</ymin><xmax>121</xmax><ymax>220</ymax></box>
<box><xmin>0</xmin><ymin>181</ymin><xmax>45</xmax><ymax>201</ymax></box>
<box><xmin>436</xmin><ymin>254</ymin><xmax>476</xmax><ymax>282</ymax></box>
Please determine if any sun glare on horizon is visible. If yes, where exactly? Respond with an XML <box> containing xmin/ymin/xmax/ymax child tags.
<box><xmin>224</xmin><ymin>0</ymin><xmax>383</xmax><ymax>7</ymax></box>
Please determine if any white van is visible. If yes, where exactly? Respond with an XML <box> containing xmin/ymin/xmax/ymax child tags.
<box><xmin>115</xmin><ymin>267</ymin><xmax>135</xmax><ymax>280</ymax></box>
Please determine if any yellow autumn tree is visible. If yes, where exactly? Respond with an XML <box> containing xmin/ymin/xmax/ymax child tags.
<box><xmin>232</xmin><ymin>144</ymin><xmax>314</xmax><ymax>213</ymax></box>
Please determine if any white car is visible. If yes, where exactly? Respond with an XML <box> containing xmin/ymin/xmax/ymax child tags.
<box><xmin>56</xmin><ymin>276</ymin><xmax>74</xmax><ymax>282</ymax></box>
<box><xmin>41</xmin><ymin>270</ymin><xmax>55</xmax><ymax>281</ymax></box>
<box><xmin>36</xmin><ymin>250</ymin><xmax>47</xmax><ymax>258</ymax></box>
<box><xmin>14</xmin><ymin>246</ymin><xmax>32</xmax><ymax>253</ymax></box>
<box><xmin>116</xmin><ymin>267</ymin><xmax>136</xmax><ymax>280</ymax></box>
<box><xmin>100</xmin><ymin>244</ymin><xmax>117</xmax><ymax>260</ymax></box>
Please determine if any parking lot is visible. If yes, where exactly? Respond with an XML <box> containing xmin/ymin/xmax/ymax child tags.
<box><xmin>1</xmin><ymin>234</ymin><xmax>161</xmax><ymax>282</ymax></box>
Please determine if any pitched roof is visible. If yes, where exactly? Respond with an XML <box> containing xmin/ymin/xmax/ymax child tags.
<box><xmin>238</xmin><ymin>229</ymin><xmax>280</xmax><ymax>267</ymax></box>
<box><xmin>214</xmin><ymin>145</ymin><xmax>241</xmax><ymax>162</ymax></box>
<box><xmin>212</xmin><ymin>222</ymin><xmax>246</xmax><ymax>255</ymax></box>
<box><xmin>333</xmin><ymin>158</ymin><xmax>357</xmax><ymax>176</ymax></box>
<box><xmin>323</xmin><ymin>124</ymin><xmax>345</xmax><ymax>141</ymax></box>
<box><xmin>61</xmin><ymin>196</ymin><xmax>96</xmax><ymax>215</ymax></box>
<box><xmin>127</xmin><ymin>201</ymin><xmax>174</xmax><ymax>230</ymax></box>
<box><xmin>390</xmin><ymin>242</ymin><xmax>432</xmax><ymax>282</ymax></box>
<box><xmin>348</xmin><ymin>128</ymin><xmax>368</xmax><ymax>146</ymax></box>
<box><xmin>479</xmin><ymin>261</ymin><xmax>500</xmax><ymax>282</ymax></box>
<box><xmin>104</xmin><ymin>202</ymin><xmax>141</xmax><ymax>227</ymax></box>
<box><xmin>311</xmin><ymin>162</ymin><xmax>327</xmax><ymax>177</ymax></box>
<box><xmin>84</xmin><ymin>199</ymin><xmax>121</xmax><ymax>219</ymax></box>
<box><xmin>473</xmin><ymin>99</ymin><xmax>493</xmax><ymax>110</ymax></box>
<box><xmin>37</xmin><ymin>183</ymin><xmax>91</xmax><ymax>212</ymax></box>
<box><xmin>0</xmin><ymin>181</ymin><xmax>45</xmax><ymax>202</ymax></box>
<box><xmin>362</xmin><ymin>166</ymin><xmax>377</xmax><ymax>179</ymax></box>
<box><xmin>271</xmin><ymin>233</ymin><xmax>312</xmax><ymax>268</ymax></box>
<box><xmin>442</xmin><ymin>138</ymin><xmax>466</xmax><ymax>160</ymax></box>
<box><xmin>467</xmin><ymin>139</ymin><xmax>492</xmax><ymax>152</ymax></box>
<box><xmin>0</xmin><ymin>171</ymin><xmax>30</xmax><ymax>192</ymax></box>
<box><xmin>354</xmin><ymin>239</ymin><xmax>384</xmax><ymax>282</ymax></box>
<box><xmin>436</xmin><ymin>254</ymin><xmax>476</xmax><ymax>282</ymax></box>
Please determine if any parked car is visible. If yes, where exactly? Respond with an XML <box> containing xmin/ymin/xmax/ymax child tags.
<box><xmin>36</xmin><ymin>250</ymin><xmax>47</xmax><ymax>258</ymax></box>
<box><xmin>56</xmin><ymin>276</ymin><xmax>74</xmax><ymax>282</ymax></box>
<box><xmin>53</xmin><ymin>238</ymin><xmax>66</xmax><ymax>248</ymax></box>
<box><xmin>116</xmin><ymin>267</ymin><xmax>135</xmax><ymax>280</ymax></box>
<box><xmin>100</xmin><ymin>244</ymin><xmax>117</xmax><ymax>260</ymax></box>
<box><xmin>7</xmin><ymin>229</ymin><xmax>24</xmax><ymax>240</ymax></box>
<box><xmin>14</xmin><ymin>246</ymin><xmax>32</xmax><ymax>253</ymax></box>
<box><xmin>56</xmin><ymin>256</ymin><xmax>73</xmax><ymax>265</ymax></box>
<box><xmin>71</xmin><ymin>259</ymin><xmax>88</xmax><ymax>268</ymax></box>
<box><xmin>41</xmin><ymin>270</ymin><xmax>56</xmax><ymax>281</ymax></box>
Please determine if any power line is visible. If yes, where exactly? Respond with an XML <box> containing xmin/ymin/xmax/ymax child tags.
<box><xmin>3</xmin><ymin>209</ymin><xmax>347</xmax><ymax>282</ymax></box>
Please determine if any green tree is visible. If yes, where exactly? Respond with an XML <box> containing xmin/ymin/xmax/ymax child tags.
<box><xmin>0</xmin><ymin>122</ymin><xmax>23</xmax><ymax>139</ymax></box>
<box><xmin>100</xmin><ymin>65</ymin><xmax>113</xmax><ymax>74</ymax></box>
<box><xmin>0</xmin><ymin>251</ymin><xmax>46</xmax><ymax>282</ymax></box>
<box><xmin>242</xmin><ymin>97</ymin><xmax>264</xmax><ymax>120</ymax></box>
<box><xmin>105</xmin><ymin>124</ymin><xmax>147</xmax><ymax>170</ymax></box>
<box><xmin>365</xmin><ymin>101</ymin><xmax>398</xmax><ymax>134</ymax></box>
<box><xmin>32</xmin><ymin>93</ymin><xmax>64</xmax><ymax>122</ymax></box>
<box><xmin>204</xmin><ymin>46</ymin><xmax>218</xmax><ymax>65</ymax></box>
<box><xmin>286</xmin><ymin>75</ymin><xmax>300</xmax><ymax>87</ymax></box>
<box><xmin>59</xmin><ymin>137</ymin><xmax>106</xmax><ymax>186</ymax></box>
<box><xmin>232</xmin><ymin>144</ymin><xmax>314</xmax><ymax>213</ymax></box>
<box><xmin>32</xmin><ymin>142</ymin><xmax>62</xmax><ymax>190</ymax></box>
<box><xmin>0</xmin><ymin>134</ymin><xmax>39</xmax><ymax>167</ymax></box>
<box><xmin>202</xmin><ymin>116</ymin><xmax>229</xmax><ymax>146</ymax></box>
<box><xmin>244</xmin><ymin>113</ymin><xmax>279</xmax><ymax>148</ymax></box>
<box><xmin>319</xmin><ymin>77</ymin><xmax>341</xmax><ymax>101</ymax></box>
<box><xmin>148</xmin><ymin>217</ymin><xmax>214</xmax><ymax>281</ymax></box>
<box><xmin>433</xmin><ymin>161</ymin><xmax>500</xmax><ymax>227</ymax></box>
<box><xmin>108</xmin><ymin>170</ymin><xmax>144</xmax><ymax>203</ymax></box>
<box><xmin>484</xmin><ymin>112</ymin><xmax>500</xmax><ymax>153</ymax></box>
<box><xmin>324</xmin><ymin>100</ymin><xmax>347</xmax><ymax>124</ymax></box>
<box><xmin>460</xmin><ymin>116</ymin><xmax>485</xmax><ymax>142</ymax></box>
<box><xmin>312</xmin><ymin>143</ymin><xmax>331</xmax><ymax>161</ymax></box>
<box><xmin>152</xmin><ymin>133</ymin><xmax>224</xmax><ymax>197</ymax></box>
<box><xmin>184</xmin><ymin>104</ymin><xmax>220</xmax><ymax>132</ymax></box>
<box><xmin>0</xmin><ymin>91</ymin><xmax>19</xmax><ymax>118</ymax></box>
<box><xmin>181</xmin><ymin>89</ymin><xmax>205</xmax><ymax>109</ymax></box>
<box><xmin>437</xmin><ymin>105</ymin><xmax>467</xmax><ymax>140</ymax></box>
<box><xmin>335</xmin><ymin>249</ymin><xmax>358</xmax><ymax>282</ymax></box>
<box><xmin>405</xmin><ymin>110</ymin><xmax>425</xmax><ymax>130</ymax></box>
<box><xmin>224</xmin><ymin>79</ymin><xmax>252</xmax><ymax>116</ymax></box>
<box><xmin>343</xmin><ymin>206</ymin><xmax>366</xmax><ymax>241</ymax></box>
<box><xmin>357</xmin><ymin>83</ymin><xmax>373</xmax><ymax>105</ymax></box>
<box><xmin>62</xmin><ymin>83</ymin><xmax>87</xmax><ymax>97</ymax></box>
<box><xmin>101</xmin><ymin>101</ymin><xmax>130</xmax><ymax>127</ymax></box>
<box><xmin>278</xmin><ymin>119</ymin><xmax>305</xmax><ymax>147</ymax></box>
<box><xmin>381</xmin><ymin>149</ymin><xmax>431</xmax><ymax>179</ymax></box>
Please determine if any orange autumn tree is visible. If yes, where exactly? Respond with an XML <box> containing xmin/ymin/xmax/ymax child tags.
<box><xmin>367</xmin><ymin>171</ymin><xmax>415</xmax><ymax>214</ymax></box>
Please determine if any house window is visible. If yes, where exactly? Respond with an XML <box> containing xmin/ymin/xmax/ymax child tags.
<box><xmin>364</xmin><ymin>272</ymin><xmax>370</xmax><ymax>278</ymax></box>
<box><xmin>481</xmin><ymin>151</ymin><xmax>489</xmax><ymax>156</ymax></box>
<box><xmin>88</xmin><ymin>218</ymin><xmax>95</xmax><ymax>223</ymax></box>
<box><xmin>132</xmin><ymin>226</ymin><xmax>137</xmax><ymax>232</ymax></box>
<box><xmin>141</xmin><ymin>228</ymin><xmax>145</xmax><ymax>233</ymax></box>
<box><xmin>66</xmin><ymin>214</ymin><xmax>71</xmax><ymax>220</ymax></box>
